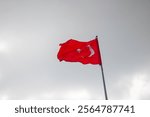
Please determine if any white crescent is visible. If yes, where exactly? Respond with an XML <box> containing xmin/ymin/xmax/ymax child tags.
<box><xmin>87</xmin><ymin>45</ymin><xmax>95</xmax><ymax>57</ymax></box>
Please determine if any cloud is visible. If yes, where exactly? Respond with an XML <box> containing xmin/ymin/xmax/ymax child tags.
<box><xmin>0</xmin><ymin>94</ymin><xmax>9</xmax><ymax>100</ymax></box>
<box><xmin>0</xmin><ymin>0</ymin><xmax>150</xmax><ymax>100</ymax></box>
<box><xmin>63</xmin><ymin>89</ymin><xmax>91</xmax><ymax>100</ymax></box>
<box><xmin>0</xmin><ymin>41</ymin><xmax>11</xmax><ymax>54</ymax></box>
<box><xmin>129</xmin><ymin>73</ymin><xmax>150</xmax><ymax>99</ymax></box>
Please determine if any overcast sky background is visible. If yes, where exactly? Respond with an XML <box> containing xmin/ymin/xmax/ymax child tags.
<box><xmin>0</xmin><ymin>0</ymin><xmax>150</xmax><ymax>100</ymax></box>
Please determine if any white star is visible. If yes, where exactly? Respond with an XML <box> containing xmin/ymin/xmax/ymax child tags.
<box><xmin>76</xmin><ymin>48</ymin><xmax>81</xmax><ymax>53</ymax></box>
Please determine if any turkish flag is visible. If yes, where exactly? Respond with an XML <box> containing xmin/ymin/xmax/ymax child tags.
<box><xmin>57</xmin><ymin>38</ymin><xmax>102</xmax><ymax>65</ymax></box>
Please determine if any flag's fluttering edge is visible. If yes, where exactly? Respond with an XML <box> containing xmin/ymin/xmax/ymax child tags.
<box><xmin>57</xmin><ymin>37</ymin><xmax>102</xmax><ymax>65</ymax></box>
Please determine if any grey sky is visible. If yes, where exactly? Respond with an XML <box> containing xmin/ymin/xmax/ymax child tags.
<box><xmin>0</xmin><ymin>0</ymin><xmax>150</xmax><ymax>99</ymax></box>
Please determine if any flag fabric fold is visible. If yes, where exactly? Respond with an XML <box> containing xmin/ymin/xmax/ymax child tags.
<box><xmin>57</xmin><ymin>37</ymin><xmax>102</xmax><ymax>65</ymax></box>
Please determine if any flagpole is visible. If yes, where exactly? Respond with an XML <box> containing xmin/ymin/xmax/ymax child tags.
<box><xmin>99</xmin><ymin>64</ymin><xmax>108</xmax><ymax>100</ymax></box>
<box><xmin>96</xmin><ymin>36</ymin><xmax>108</xmax><ymax>100</ymax></box>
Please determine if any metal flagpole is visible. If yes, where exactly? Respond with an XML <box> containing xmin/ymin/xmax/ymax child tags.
<box><xmin>96</xmin><ymin>36</ymin><xmax>108</xmax><ymax>100</ymax></box>
<box><xmin>99</xmin><ymin>64</ymin><xmax>108</xmax><ymax>100</ymax></box>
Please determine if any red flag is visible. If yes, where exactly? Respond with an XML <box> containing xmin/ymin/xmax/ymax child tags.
<box><xmin>57</xmin><ymin>37</ymin><xmax>102</xmax><ymax>65</ymax></box>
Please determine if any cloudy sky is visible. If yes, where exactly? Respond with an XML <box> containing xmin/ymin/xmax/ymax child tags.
<box><xmin>0</xmin><ymin>0</ymin><xmax>150</xmax><ymax>100</ymax></box>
